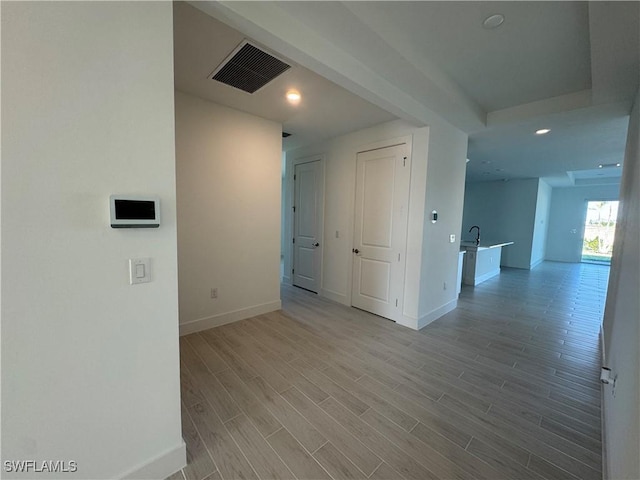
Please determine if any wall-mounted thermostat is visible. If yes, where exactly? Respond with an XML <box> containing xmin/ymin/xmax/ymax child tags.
<box><xmin>110</xmin><ymin>195</ymin><xmax>160</xmax><ymax>228</ymax></box>
<box><xmin>431</xmin><ymin>210</ymin><xmax>438</xmax><ymax>223</ymax></box>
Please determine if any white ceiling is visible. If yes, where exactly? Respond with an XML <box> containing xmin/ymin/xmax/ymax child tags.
<box><xmin>179</xmin><ymin>1</ymin><xmax>639</xmax><ymax>186</ymax></box>
<box><xmin>173</xmin><ymin>2</ymin><xmax>396</xmax><ymax>151</ymax></box>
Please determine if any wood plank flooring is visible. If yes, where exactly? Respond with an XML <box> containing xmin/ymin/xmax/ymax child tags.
<box><xmin>170</xmin><ymin>261</ymin><xmax>607</xmax><ymax>480</ymax></box>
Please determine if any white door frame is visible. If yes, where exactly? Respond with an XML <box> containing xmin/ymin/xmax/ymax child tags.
<box><xmin>289</xmin><ymin>154</ymin><xmax>325</xmax><ymax>290</ymax></box>
<box><xmin>346</xmin><ymin>137</ymin><xmax>412</xmax><ymax>306</ymax></box>
<box><xmin>350</xmin><ymin>138</ymin><xmax>411</xmax><ymax>321</ymax></box>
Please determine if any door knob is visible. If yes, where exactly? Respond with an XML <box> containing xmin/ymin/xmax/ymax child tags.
<box><xmin>352</xmin><ymin>248</ymin><xmax>360</xmax><ymax>254</ymax></box>
<box><xmin>313</xmin><ymin>242</ymin><xmax>320</xmax><ymax>247</ymax></box>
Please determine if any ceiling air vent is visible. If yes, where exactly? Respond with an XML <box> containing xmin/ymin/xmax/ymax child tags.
<box><xmin>210</xmin><ymin>41</ymin><xmax>291</xmax><ymax>94</ymax></box>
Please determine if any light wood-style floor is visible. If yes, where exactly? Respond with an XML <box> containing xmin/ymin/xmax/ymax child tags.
<box><xmin>170</xmin><ymin>261</ymin><xmax>607</xmax><ymax>480</ymax></box>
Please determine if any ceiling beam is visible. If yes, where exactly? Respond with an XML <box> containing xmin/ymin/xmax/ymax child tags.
<box><xmin>189</xmin><ymin>1</ymin><xmax>483</xmax><ymax>133</ymax></box>
<box><xmin>487</xmin><ymin>90</ymin><xmax>593</xmax><ymax>128</ymax></box>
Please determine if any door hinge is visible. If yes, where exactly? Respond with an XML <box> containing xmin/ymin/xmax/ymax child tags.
<box><xmin>293</xmin><ymin>238</ymin><xmax>295</xmax><ymax>244</ymax></box>
<box><xmin>395</xmin><ymin>299</ymin><xmax>398</xmax><ymax>307</ymax></box>
<box><xmin>398</xmin><ymin>253</ymin><xmax>401</xmax><ymax>261</ymax></box>
<box><xmin>293</xmin><ymin>205</ymin><xmax>296</xmax><ymax>212</ymax></box>
<box><xmin>294</xmin><ymin>174</ymin><xmax>296</xmax><ymax>180</ymax></box>
<box><xmin>403</xmin><ymin>156</ymin><xmax>407</xmax><ymax>167</ymax></box>
<box><xmin>292</xmin><ymin>268</ymin><xmax>295</xmax><ymax>274</ymax></box>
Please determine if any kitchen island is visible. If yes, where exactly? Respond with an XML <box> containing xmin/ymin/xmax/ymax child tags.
<box><xmin>460</xmin><ymin>241</ymin><xmax>514</xmax><ymax>286</ymax></box>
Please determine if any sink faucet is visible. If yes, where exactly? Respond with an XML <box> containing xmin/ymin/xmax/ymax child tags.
<box><xmin>469</xmin><ymin>225</ymin><xmax>480</xmax><ymax>246</ymax></box>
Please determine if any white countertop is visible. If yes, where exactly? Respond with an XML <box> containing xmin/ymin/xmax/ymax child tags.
<box><xmin>460</xmin><ymin>241</ymin><xmax>514</xmax><ymax>251</ymax></box>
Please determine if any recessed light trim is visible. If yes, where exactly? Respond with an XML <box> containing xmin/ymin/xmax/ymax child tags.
<box><xmin>286</xmin><ymin>90</ymin><xmax>301</xmax><ymax>104</ymax></box>
<box><xmin>483</xmin><ymin>14</ymin><xmax>505</xmax><ymax>29</ymax></box>
<box><xmin>535</xmin><ymin>128</ymin><xmax>551</xmax><ymax>135</ymax></box>
<box><xmin>599</xmin><ymin>163</ymin><xmax>622</xmax><ymax>168</ymax></box>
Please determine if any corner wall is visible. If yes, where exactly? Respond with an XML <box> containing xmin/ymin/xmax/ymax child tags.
<box><xmin>462</xmin><ymin>179</ymin><xmax>539</xmax><ymax>269</ymax></box>
<box><xmin>530</xmin><ymin>179</ymin><xmax>552</xmax><ymax>268</ymax></box>
<box><xmin>545</xmin><ymin>183</ymin><xmax>620</xmax><ymax>263</ymax></box>
<box><xmin>602</xmin><ymin>89</ymin><xmax>640</xmax><ymax>480</ymax></box>
<box><xmin>285</xmin><ymin>120</ymin><xmax>429</xmax><ymax>322</ymax></box>
<box><xmin>175</xmin><ymin>91</ymin><xmax>282</xmax><ymax>335</ymax></box>
<box><xmin>1</xmin><ymin>3</ymin><xmax>184</xmax><ymax>478</ymax></box>
<box><xmin>418</xmin><ymin>117</ymin><xmax>468</xmax><ymax>327</ymax></box>
<box><xmin>284</xmin><ymin>117</ymin><xmax>467</xmax><ymax>330</ymax></box>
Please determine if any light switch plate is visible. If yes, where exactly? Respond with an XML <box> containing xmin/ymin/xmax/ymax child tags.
<box><xmin>129</xmin><ymin>258</ymin><xmax>151</xmax><ymax>284</ymax></box>
<box><xmin>450</xmin><ymin>234</ymin><xmax>456</xmax><ymax>243</ymax></box>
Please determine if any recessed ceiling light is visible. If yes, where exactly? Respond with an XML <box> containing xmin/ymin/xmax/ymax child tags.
<box><xmin>535</xmin><ymin>129</ymin><xmax>551</xmax><ymax>135</ymax></box>
<box><xmin>483</xmin><ymin>14</ymin><xmax>505</xmax><ymax>29</ymax></box>
<box><xmin>286</xmin><ymin>90</ymin><xmax>301</xmax><ymax>104</ymax></box>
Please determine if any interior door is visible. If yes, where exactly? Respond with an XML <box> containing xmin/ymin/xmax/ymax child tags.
<box><xmin>352</xmin><ymin>144</ymin><xmax>410</xmax><ymax>321</ymax></box>
<box><xmin>293</xmin><ymin>160</ymin><xmax>323</xmax><ymax>292</ymax></box>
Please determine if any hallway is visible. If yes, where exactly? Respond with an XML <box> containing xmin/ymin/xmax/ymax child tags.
<box><xmin>175</xmin><ymin>262</ymin><xmax>607</xmax><ymax>480</ymax></box>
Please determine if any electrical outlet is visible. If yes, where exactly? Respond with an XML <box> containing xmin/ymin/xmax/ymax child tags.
<box><xmin>449</xmin><ymin>234</ymin><xmax>456</xmax><ymax>243</ymax></box>
<box><xmin>210</xmin><ymin>288</ymin><xmax>218</xmax><ymax>299</ymax></box>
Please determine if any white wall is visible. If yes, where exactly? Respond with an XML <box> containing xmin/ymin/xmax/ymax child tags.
<box><xmin>602</xmin><ymin>89</ymin><xmax>640</xmax><ymax>480</ymax></box>
<box><xmin>284</xmin><ymin>117</ymin><xmax>467</xmax><ymax>330</ymax></box>
<box><xmin>418</xmin><ymin>117</ymin><xmax>468</xmax><ymax>326</ymax></box>
<box><xmin>462</xmin><ymin>179</ymin><xmax>539</xmax><ymax>269</ymax></box>
<box><xmin>1</xmin><ymin>3</ymin><xmax>184</xmax><ymax>479</ymax></box>
<box><xmin>545</xmin><ymin>183</ymin><xmax>620</xmax><ymax>263</ymax></box>
<box><xmin>530</xmin><ymin>179</ymin><xmax>552</xmax><ymax>267</ymax></box>
<box><xmin>175</xmin><ymin>91</ymin><xmax>282</xmax><ymax>335</ymax></box>
<box><xmin>285</xmin><ymin>121</ymin><xmax>426</xmax><ymax>313</ymax></box>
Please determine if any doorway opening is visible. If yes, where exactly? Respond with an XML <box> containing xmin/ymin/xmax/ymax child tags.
<box><xmin>581</xmin><ymin>200</ymin><xmax>619</xmax><ymax>265</ymax></box>
<box><xmin>291</xmin><ymin>156</ymin><xmax>324</xmax><ymax>293</ymax></box>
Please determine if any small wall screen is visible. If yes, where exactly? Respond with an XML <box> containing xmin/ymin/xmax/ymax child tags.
<box><xmin>115</xmin><ymin>199</ymin><xmax>156</xmax><ymax>220</ymax></box>
<box><xmin>110</xmin><ymin>195</ymin><xmax>160</xmax><ymax>228</ymax></box>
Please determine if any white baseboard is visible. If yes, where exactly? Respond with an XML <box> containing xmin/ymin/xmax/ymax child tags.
<box><xmin>529</xmin><ymin>258</ymin><xmax>544</xmax><ymax>269</ymax></box>
<box><xmin>396</xmin><ymin>315</ymin><xmax>419</xmax><ymax>330</ymax></box>
<box><xmin>179</xmin><ymin>300</ymin><xmax>282</xmax><ymax>336</ymax></box>
<box><xmin>320</xmin><ymin>288</ymin><xmax>349</xmax><ymax>306</ymax></box>
<box><xmin>417</xmin><ymin>298</ymin><xmax>458</xmax><ymax>330</ymax></box>
<box><xmin>473</xmin><ymin>268</ymin><xmax>501</xmax><ymax>285</ymax></box>
<box><xmin>120</xmin><ymin>440</ymin><xmax>186</xmax><ymax>480</ymax></box>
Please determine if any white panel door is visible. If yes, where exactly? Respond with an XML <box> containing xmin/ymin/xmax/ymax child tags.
<box><xmin>352</xmin><ymin>144</ymin><xmax>410</xmax><ymax>321</ymax></box>
<box><xmin>293</xmin><ymin>160</ymin><xmax>323</xmax><ymax>292</ymax></box>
